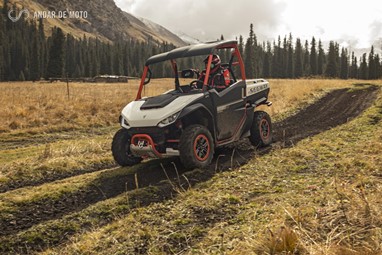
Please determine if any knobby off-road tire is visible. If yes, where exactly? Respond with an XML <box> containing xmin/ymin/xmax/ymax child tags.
<box><xmin>112</xmin><ymin>128</ymin><xmax>142</xmax><ymax>166</ymax></box>
<box><xmin>249</xmin><ymin>111</ymin><xmax>272</xmax><ymax>148</ymax></box>
<box><xmin>179</xmin><ymin>125</ymin><xmax>214</xmax><ymax>169</ymax></box>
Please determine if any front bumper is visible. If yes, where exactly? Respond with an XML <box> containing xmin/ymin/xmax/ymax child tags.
<box><xmin>130</xmin><ymin>134</ymin><xmax>180</xmax><ymax>158</ymax></box>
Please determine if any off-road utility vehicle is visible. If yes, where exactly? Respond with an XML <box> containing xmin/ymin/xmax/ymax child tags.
<box><xmin>112</xmin><ymin>40</ymin><xmax>272</xmax><ymax>169</ymax></box>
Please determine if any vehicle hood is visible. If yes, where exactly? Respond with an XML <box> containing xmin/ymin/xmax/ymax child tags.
<box><xmin>121</xmin><ymin>93</ymin><xmax>203</xmax><ymax>127</ymax></box>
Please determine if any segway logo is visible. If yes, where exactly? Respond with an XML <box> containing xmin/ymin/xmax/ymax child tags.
<box><xmin>248</xmin><ymin>84</ymin><xmax>268</xmax><ymax>95</ymax></box>
<box><xmin>137</xmin><ymin>140</ymin><xmax>145</xmax><ymax>149</ymax></box>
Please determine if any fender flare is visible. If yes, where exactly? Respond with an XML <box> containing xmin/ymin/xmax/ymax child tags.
<box><xmin>179</xmin><ymin>103</ymin><xmax>217</xmax><ymax>140</ymax></box>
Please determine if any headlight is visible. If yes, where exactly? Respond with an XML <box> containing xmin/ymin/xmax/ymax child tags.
<box><xmin>158</xmin><ymin>112</ymin><xmax>180</xmax><ymax>127</ymax></box>
<box><xmin>120</xmin><ymin>115</ymin><xmax>130</xmax><ymax>129</ymax></box>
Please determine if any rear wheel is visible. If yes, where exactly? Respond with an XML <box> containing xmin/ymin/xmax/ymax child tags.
<box><xmin>249</xmin><ymin>111</ymin><xmax>272</xmax><ymax>148</ymax></box>
<box><xmin>179</xmin><ymin>125</ymin><xmax>214</xmax><ymax>169</ymax></box>
<box><xmin>112</xmin><ymin>128</ymin><xmax>142</xmax><ymax>166</ymax></box>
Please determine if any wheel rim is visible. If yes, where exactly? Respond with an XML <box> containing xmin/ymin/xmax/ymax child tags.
<box><xmin>259</xmin><ymin>118</ymin><xmax>270</xmax><ymax>140</ymax></box>
<box><xmin>193</xmin><ymin>134</ymin><xmax>210</xmax><ymax>161</ymax></box>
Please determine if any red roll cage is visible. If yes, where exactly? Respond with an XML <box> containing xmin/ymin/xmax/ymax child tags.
<box><xmin>135</xmin><ymin>40</ymin><xmax>246</xmax><ymax>100</ymax></box>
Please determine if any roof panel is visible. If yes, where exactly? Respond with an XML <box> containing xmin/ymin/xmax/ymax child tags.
<box><xmin>145</xmin><ymin>40</ymin><xmax>237</xmax><ymax>65</ymax></box>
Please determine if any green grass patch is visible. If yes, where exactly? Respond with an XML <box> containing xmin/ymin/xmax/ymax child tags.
<box><xmin>0</xmin><ymin>127</ymin><xmax>118</xmax><ymax>191</ymax></box>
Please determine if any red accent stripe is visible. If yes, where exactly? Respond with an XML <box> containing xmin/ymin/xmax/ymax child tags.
<box><xmin>167</xmin><ymin>139</ymin><xmax>179</xmax><ymax>143</ymax></box>
<box><xmin>203</xmin><ymin>55</ymin><xmax>213</xmax><ymax>91</ymax></box>
<box><xmin>136</xmin><ymin>66</ymin><xmax>149</xmax><ymax>100</ymax></box>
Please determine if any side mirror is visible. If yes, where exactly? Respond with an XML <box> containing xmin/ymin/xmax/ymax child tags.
<box><xmin>181</xmin><ymin>69</ymin><xmax>196</xmax><ymax>78</ymax></box>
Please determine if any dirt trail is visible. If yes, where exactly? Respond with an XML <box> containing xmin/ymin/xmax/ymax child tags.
<box><xmin>0</xmin><ymin>85</ymin><xmax>379</xmax><ymax>254</ymax></box>
<box><xmin>273</xmin><ymin>85</ymin><xmax>379</xmax><ymax>146</ymax></box>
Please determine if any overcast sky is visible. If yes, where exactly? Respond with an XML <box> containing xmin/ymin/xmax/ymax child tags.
<box><xmin>115</xmin><ymin>0</ymin><xmax>382</xmax><ymax>50</ymax></box>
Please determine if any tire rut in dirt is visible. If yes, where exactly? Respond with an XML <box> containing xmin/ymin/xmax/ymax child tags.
<box><xmin>0</xmin><ymin>160</ymin><xmax>243</xmax><ymax>255</ymax></box>
<box><xmin>0</xmin><ymin>162</ymin><xmax>117</xmax><ymax>194</ymax></box>
<box><xmin>273</xmin><ymin>85</ymin><xmax>380</xmax><ymax>146</ymax></box>
<box><xmin>0</xmin><ymin>159</ymin><xmax>186</xmax><ymax>236</ymax></box>
<box><xmin>0</xmin><ymin>127</ymin><xmax>113</xmax><ymax>151</ymax></box>
<box><xmin>0</xmin><ymin>147</ymin><xmax>252</xmax><ymax>238</ymax></box>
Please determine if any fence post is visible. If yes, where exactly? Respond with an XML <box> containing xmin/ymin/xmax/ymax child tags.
<box><xmin>66</xmin><ymin>73</ymin><xmax>70</xmax><ymax>100</ymax></box>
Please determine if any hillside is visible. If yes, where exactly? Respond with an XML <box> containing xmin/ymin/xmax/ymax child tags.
<box><xmin>3</xmin><ymin>0</ymin><xmax>186</xmax><ymax>46</ymax></box>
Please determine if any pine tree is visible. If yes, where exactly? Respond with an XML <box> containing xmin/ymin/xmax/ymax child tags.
<box><xmin>29</xmin><ymin>21</ymin><xmax>41</xmax><ymax>81</ymax></box>
<box><xmin>46</xmin><ymin>27</ymin><xmax>65</xmax><ymax>78</ymax></box>
<box><xmin>271</xmin><ymin>37</ymin><xmax>282</xmax><ymax>78</ymax></box>
<box><xmin>339</xmin><ymin>47</ymin><xmax>348</xmax><ymax>79</ymax></box>
<box><xmin>65</xmin><ymin>34</ymin><xmax>76</xmax><ymax>77</ymax></box>
<box><xmin>113</xmin><ymin>40</ymin><xmax>123</xmax><ymax>75</ymax></box>
<box><xmin>317</xmin><ymin>40</ymin><xmax>325</xmax><ymax>76</ymax></box>
<box><xmin>287</xmin><ymin>33</ymin><xmax>294</xmax><ymax>78</ymax></box>
<box><xmin>75</xmin><ymin>38</ymin><xmax>85</xmax><ymax>77</ymax></box>
<box><xmin>262</xmin><ymin>42</ymin><xmax>272</xmax><ymax>78</ymax></box>
<box><xmin>244</xmin><ymin>24</ymin><xmax>255</xmax><ymax>78</ymax></box>
<box><xmin>325</xmin><ymin>41</ymin><xmax>338</xmax><ymax>78</ymax></box>
<box><xmin>349</xmin><ymin>52</ymin><xmax>358</xmax><ymax>78</ymax></box>
<box><xmin>368</xmin><ymin>46</ymin><xmax>376</xmax><ymax>79</ymax></box>
<box><xmin>303</xmin><ymin>40</ymin><xmax>310</xmax><ymax>76</ymax></box>
<box><xmin>0</xmin><ymin>44</ymin><xmax>4</xmax><ymax>81</ymax></box>
<box><xmin>294</xmin><ymin>38</ymin><xmax>303</xmax><ymax>78</ymax></box>
<box><xmin>238</xmin><ymin>35</ymin><xmax>244</xmax><ymax>57</ymax></box>
<box><xmin>375</xmin><ymin>54</ymin><xmax>381</xmax><ymax>79</ymax></box>
<box><xmin>38</xmin><ymin>18</ymin><xmax>46</xmax><ymax>78</ymax></box>
<box><xmin>359</xmin><ymin>53</ymin><xmax>368</xmax><ymax>79</ymax></box>
<box><xmin>281</xmin><ymin>36</ymin><xmax>287</xmax><ymax>78</ymax></box>
<box><xmin>310</xmin><ymin>37</ymin><xmax>317</xmax><ymax>75</ymax></box>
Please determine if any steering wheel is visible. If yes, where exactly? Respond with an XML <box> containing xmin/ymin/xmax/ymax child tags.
<box><xmin>190</xmin><ymin>80</ymin><xmax>203</xmax><ymax>90</ymax></box>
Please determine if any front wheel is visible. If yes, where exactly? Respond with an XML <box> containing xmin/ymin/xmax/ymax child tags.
<box><xmin>179</xmin><ymin>125</ymin><xmax>214</xmax><ymax>169</ymax></box>
<box><xmin>249</xmin><ymin>111</ymin><xmax>272</xmax><ymax>148</ymax></box>
<box><xmin>112</xmin><ymin>128</ymin><xmax>142</xmax><ymax>166</ymax></box>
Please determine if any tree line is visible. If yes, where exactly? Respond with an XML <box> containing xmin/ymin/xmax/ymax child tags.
<box><xmin>239</xmin><ymin>24</ymin><xmax>382</xmax><ymax>79</ymax></box>
<box><xmin>1</xmin><ymin>2</ymin><xmax>381</xmax><ymax>81</ymax></box>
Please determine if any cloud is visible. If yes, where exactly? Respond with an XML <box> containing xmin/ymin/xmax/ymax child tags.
<box><xmin>370</xmin><ymin>20</ymin><xmax>382</xmax><ymax>48</ymax></box>
<box><xmin>114</xmin><ymin>0</ymin><xmax>138</xmax><ymax>12</ymax></box>
<box><xmin>115</xmin><ymin>0</ymin><xmax>287</xmax><ymax>41</ymax></box>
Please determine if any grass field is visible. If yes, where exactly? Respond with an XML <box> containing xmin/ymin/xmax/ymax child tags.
<box><xmin>0</xmin><ymin>78</ymin><xmax>354</xmax><ymax>133</ymax></box>
<box><xmin>0</xmin><ymin>79</ymin><xmax>381</xmax><ymax>254</ymax></box>
<box><xmin>0</xmin><ymin>79</ymin><xmax>352</xmax><ymax>189</ymax></box>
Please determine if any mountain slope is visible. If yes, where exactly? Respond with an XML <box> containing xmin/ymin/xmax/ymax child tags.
<box><xmin>4</xmin><ymin>0</ymin><xmax>186</xmax><ymax>46</ymax></box>
<box><xmin>124</xmin><ymin>14</ymin><xmax>186</xmax><ymax>47</ymax></box>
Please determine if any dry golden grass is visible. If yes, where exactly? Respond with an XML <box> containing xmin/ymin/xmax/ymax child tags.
<box><xmin>0</xmin><ymin>81</ymin><xmax>133</xmax><ymax>132</ymax></box>
<box><xmin>0</xmin><ymin>78</ymin><xmax>377</xmax><ymax>188</ymax></box>
<box><xmin>0</xmin><ymin>79</ymin><xmax>364</xmax><ymax>133</ymax></box>
<box><xmin>0</xmin><ymin>80</ymin><xmax>175</xmax><ymax>133</ymax></box>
